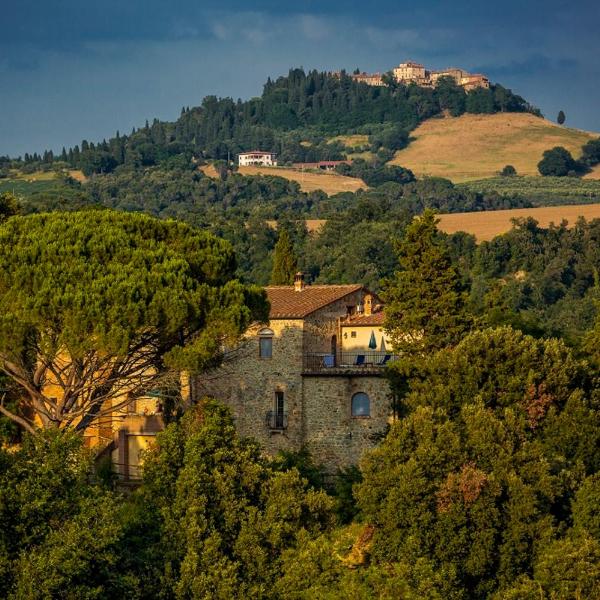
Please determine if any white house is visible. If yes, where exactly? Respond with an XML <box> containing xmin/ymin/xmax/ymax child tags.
<box><xmin>238</xmin><ymin>151</ymin><xmax>277</xmax><ymax>167</ymax></box>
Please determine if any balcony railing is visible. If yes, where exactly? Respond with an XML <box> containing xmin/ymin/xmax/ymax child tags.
<box><xmin>266</xmin><ymin>411</ymin><xmax>288</xmax><ymax>430</ymax></box>
<box><xmin>303</xmin><ymin>352</ymin><xmax>397</xmax><ymax>374</ymax></box>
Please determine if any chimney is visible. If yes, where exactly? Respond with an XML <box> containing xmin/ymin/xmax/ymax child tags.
<box><xmin>294</xmin><ymin>272</ymin><xmax>305</xmax><ymax>292</ymax></box>
<box><xmin>364</xmin><ymin>293</ymin><xmax>373</xmax><ymax>316</ymax></box>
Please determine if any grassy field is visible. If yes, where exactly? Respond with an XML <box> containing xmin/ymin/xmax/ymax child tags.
<box><xmin>437</xmin><ymin>203</ymin><xmax>600</xmax><ymax>242</ymax></box>
<box><xmin>391</xmin><ymin>113</ymin><xmax>599</xmax><ymax>182</ymax></box>
<box><xmin>0</xmin><ymin>178</ymin><xmax>59</xmax><ymax>196</ymax></box>
<box><xmin>459</xmin><ymin>176</ymin><xmax>600</xmax><ymax>205</ymax></box>
<box><xmin>237</xmin><ymin>165</ymin><xmax>366</xmax><ymax>195</ymax></box>
<box><xmin>328</xmin><ymin>134</ymin><xmax>370</xmax><ymax>148</ymax></box>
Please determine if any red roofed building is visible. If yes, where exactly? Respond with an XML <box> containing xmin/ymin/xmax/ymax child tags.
<box><xmin>196</xmin><ymin>274</ymin><xmax>396</xmax><ymax>469</ymax></box>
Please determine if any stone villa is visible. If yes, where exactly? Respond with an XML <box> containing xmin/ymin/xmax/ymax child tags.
<box><xmin>59</xmin><ymin>275</ymin><xmax>396</xmax><ymax>479</ymax></box>
<box><xmin>350</xmin><ymin>61</ymin><xmax>489</xmax><ymax>91</ymax></box>
<box><xmin>196</xmin><ymin>273</ymin><xmax>397</xmax><ymax>470</ymax></box>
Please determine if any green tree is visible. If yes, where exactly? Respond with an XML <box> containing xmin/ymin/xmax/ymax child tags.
<box><xmin>355</xmin><ymin>328</ymin><xmax>600</xmax><ymax>598</ymax></box>
<box><xmin>141</xmin><ymin>399</ymin><xmax>333</xmax><ymax>598</ymax></box>
<box><xmin>582</xmin><ymin>138</ymin><xmax>600</xmax><ymax>167</ymax></box>
<box><xmin>538</xmin><ymin>146</ymin><xmax>577</xmax><ymax>176</ymax></box>
<box><xmin>0</xmin><ymin>210</ymin><xmax>268</xmax><ymax>433</ymax></box>
<box><xmin>557</xmin><ymin>110</ymin><xmax>566</xmax><ymax>125</ymax></box>
<box><xmin>270</xmin><ymin>228</ymin><xmax>298</xmax><ymax>285</ymax></box>
<box><xmin>382</xmin><ymin>209</ymin><xmax>472</xmax><ymax>358</ymax></box>
<box><xmin>0</xmin><ymin>192</ymin><xmax>19</xmax><ymax>223</ymax></box>
<box><xmin>500</xmin><ymin>164</ymin><xmax>517</xmax><ymax>177</ymax></box>
<box><xmin>0</xmin><ymin>430</ymin><xmax>160</xmax><ymax>598</ymax></box>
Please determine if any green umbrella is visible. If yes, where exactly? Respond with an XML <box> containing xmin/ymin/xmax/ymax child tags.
<box><xmin>368</xmin><ymin>330</ymin><xmax>377</xmax><ymax>349</ymax></box>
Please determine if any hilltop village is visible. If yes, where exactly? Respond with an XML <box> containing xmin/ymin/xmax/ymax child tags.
<box><xmin>348</xmin><ymin>60</ymin><xmax>490</xmax><ymax>90</ymax></box>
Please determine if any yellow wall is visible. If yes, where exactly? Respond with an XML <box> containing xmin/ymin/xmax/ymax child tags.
<box><xmin>341</xmin><ymin>326</ymin><xmax>391</xmax><ymax>352</ymax></box>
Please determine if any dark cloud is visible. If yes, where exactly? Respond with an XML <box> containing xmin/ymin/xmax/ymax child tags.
<box><xmin>1</xmin><ymin>1</ymin><xmax>599</xmax><ymax>156</ymax></box>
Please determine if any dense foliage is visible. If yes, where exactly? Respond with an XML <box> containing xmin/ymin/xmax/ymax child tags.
<box><xmin>269</xmin><ymin>328</ymin><xmax>600</xmax><ymax>598</ymax></box>
<box><xmin>0</xmin><ymin>210</ymin><xmax>267</xmax><ymax>432</ymax></box>
<box><xmin>383</xmin><ymin>210</ymin><xmax>472</xmax><ymax>357</ymax></box>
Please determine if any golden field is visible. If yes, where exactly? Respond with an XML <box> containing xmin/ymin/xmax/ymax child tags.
<box><xmin>437</xmin><ymin>204</ymin><xmax>600</xmax><ymax>242</ymax></box>
<box><xmin>391</xmin><ymin>113</ymin><xmax>599</xmax><ymax>182</ymax></box>
<box><xmin>237</xmin><ymin>165</ymin><xmax>366</xmax><ymax>195</ymax></box>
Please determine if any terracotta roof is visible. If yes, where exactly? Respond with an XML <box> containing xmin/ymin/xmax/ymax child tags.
<box><xmin>266</xmin><ymin>284</ymin><xmax>363</xmax><ymax>319</ymax></box>
<box><xmin>342</xmin><ymin>311</ymin><xmax>386</xmax><ymax>326</ymax></box>
<box><xmin>239</xmin><ymin>150</ymin><xmax>275</xmax><ymax>156</ymax></box>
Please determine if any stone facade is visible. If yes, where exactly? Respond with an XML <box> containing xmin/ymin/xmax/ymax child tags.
<box><xmin>197</xmin><ymin>284</ymin><xmax>396</xmax><ymax>470</ymax></box>
<box><xmin>352</xmin><ymin>60</ymin><xmax>489</xmax><ymax>90</ymax></box>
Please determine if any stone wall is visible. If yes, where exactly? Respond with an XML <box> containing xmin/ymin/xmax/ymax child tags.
<box><xmin>303</xmin><ymin>290</ymin><xmax>366</xmax><ymax>355</ymax></box>
<box><xmin>195</xmin><ymin>289</ymin><xmax>394</xmax><ymax>470</ymax></box>
<box><xmin>197</xmin><ymin>319</ymin><xmax>306</xmax><ymax>455</ymax></box>
<box><xmin>302</xmin><ymin>375</ymin><xmax>392</xmax><ymax>469</ymax></box>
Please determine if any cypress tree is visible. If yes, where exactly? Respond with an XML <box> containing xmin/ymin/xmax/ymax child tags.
<box><xmin>270</xmin><ymin>229</ymin><xmax>298</xmax><ymax>285</ymax></box>
<box><xmin>382</xmin><ymin>209</ymin><xmax>472</xmax><ymax>358</ymax></box>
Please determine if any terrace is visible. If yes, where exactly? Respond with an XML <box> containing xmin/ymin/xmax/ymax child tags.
<box><xmin>302</xmin><ymin>351</ymin><xmax>397</xmax><ymax>375</ymax></box>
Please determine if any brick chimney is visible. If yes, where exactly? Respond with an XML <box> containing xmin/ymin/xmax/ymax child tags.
<box><xmin>294</xmin><ymin>271</ymin><xmax>305</xmax><ymax>292</ymax></box>
<box><xmin>364</xmin><ymin>293</ymin><xmax>373</xmax><ymax>315</ymax></box>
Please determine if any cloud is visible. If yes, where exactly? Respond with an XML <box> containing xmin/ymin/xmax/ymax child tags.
<box><xmin>299</xmin><ymin>15</ymin><xmax>331</xmax><ymax>41</ymax></box>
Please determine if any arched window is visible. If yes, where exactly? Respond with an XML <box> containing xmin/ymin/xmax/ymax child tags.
<box><xmin>351</xmin><ymin>392</ymin><xmax>370</xmax><ymax>417</ymax></box>
<box><xmin>258</xmin><ymin>328</ymin><xmax>274</xmax><ymax>359</ymax></box>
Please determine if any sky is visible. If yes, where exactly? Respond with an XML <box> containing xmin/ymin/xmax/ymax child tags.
<box><xmin>1</xmin><ymin>0</ymin><xmax>599</xmax><ymax>157</ymax></box>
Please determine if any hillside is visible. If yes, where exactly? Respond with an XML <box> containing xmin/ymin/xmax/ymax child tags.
<box><xmin>391</xmin><ymin>113</ymin><xmax>598</xmax><ymax>182</ymax></box>
<box><xmin>437</xmin><ymin>203</ymin><xmax>600</xmax><ymax>241</ymax></box>
<box><xmin>237</xmin><ymin>166</ymin><xmax>366</xmax><ymax>195</ymax></box>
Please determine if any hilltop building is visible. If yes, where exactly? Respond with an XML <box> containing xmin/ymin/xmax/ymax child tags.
<box><xmin>238</xmin><ymin>151</ymin><xmax>277</xmax><ymax>167</ymax></box>
<box><xmin>349</xmin><ymin>61</ymin><xmax>489</xmax><ymax>90</ymax></box>
<box><xmin>195</xmin><ymin>273</ymin><xmax>396</xmax><ymax>470</ymax></box>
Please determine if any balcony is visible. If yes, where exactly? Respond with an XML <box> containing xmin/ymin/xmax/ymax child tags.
<box><xmin>266</xmin><ymin>411</ymin><xmax>288</xmax><ymax>431</ymax></box>
<box><xmin>303</xmin><ymin>352</ymin><xmax>397</xmax><ymax>375</ymax></box>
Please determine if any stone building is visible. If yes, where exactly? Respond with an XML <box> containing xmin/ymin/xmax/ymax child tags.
<box><xmin>351</xmin><ymin>71</ymin><xmax>386</xmax><ymax>86</ymax></box>
<box><xmin>196</xmin><ymin>274</ymin><xmax>396</xmax><ymax>470</ymax></box>
<box><xmin>392</xmin><ymin>61</ymin><xmax>427</xmax><ymax>84</ymax></box>
<box><xmin>352</xmin><ymin>60</ymin><xmax>490</xmax><ymax>91</ymax></box>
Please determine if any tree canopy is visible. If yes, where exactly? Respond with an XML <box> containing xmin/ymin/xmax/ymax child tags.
<box><xmin>0</xmin><ymin>210</ymin><xmax>268</xmax><ymax>433</ymax></box>
<box><xmin>382</xmin><ymin>209</ymin><xmax>472</xmax><ymax>358</ymax></box>
<box><xmin>538</xmin><ymin>146</ymin><xmax>578</xmax><ymax>177</ymax></box>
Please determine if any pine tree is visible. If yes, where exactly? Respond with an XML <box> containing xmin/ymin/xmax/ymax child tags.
<box><xmin>382</xmin><ymin>209</ymin><xmax>471</xmax><ymax>358</ymax></box>
<box><xmin>270</xmin><ymin>229</ymin><xmax>298</xmax><ymax>285</ymax></box>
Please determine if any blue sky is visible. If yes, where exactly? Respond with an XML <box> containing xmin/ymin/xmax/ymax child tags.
<box><xmin>1</xmin><ymin>0</ymin><xmax>598</xmax><ymax>156</ymax></box>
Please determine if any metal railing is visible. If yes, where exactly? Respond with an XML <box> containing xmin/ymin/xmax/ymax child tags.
<box><xmin>266</xmin><ymin>411</ymin><xmax>288</xmax><ymax>430</ymax></box>
<box><xmin>303</xmin><ymin>352</ymin><xmax>397</xmax><ymax>373</ymax></box>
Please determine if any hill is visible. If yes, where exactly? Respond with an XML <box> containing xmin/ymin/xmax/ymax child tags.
<box><xmin>391</xmin><ymin>113</ymin><xmax>598</xmax><ymax>182</ymax></box>
<box><xmin>437</xmin><ymin>203</ymin><xmax>600</xmax><ymax>241</ymax></box>
<box><xmin>237</xmin><ymin>166</ymin><xmax>366</xmax><ymax>195</ymax></box>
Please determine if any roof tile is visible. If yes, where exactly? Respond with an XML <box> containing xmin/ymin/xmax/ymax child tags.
<box><xmin>266</xmin><ymin>284</ymin><xmax>363</xmax><ymax>318</ymax></box>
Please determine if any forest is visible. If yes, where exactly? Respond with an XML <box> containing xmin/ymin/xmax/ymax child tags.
<box><xmin>1</xmin><ymin>206</ymin><xmax>600</xmax><ymax>598</ymax></box>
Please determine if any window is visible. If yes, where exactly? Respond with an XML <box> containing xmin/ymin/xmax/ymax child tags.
<box><xmin>274</xmin><ymin>391</ymin><xmax>285</xmax><ymax>428</ymax></box>
<box><xmin>351</xmin><ymin>392</ymin><xmax>370</xmax><ymax>417</ymax></box>
<box><xmin>258</xmin><ymin>328</ymin><xmax>274</xmax><ymax>358</ymax></box>
<box><xmin>259</xmin><ymin>337</ymin><xmax>272</xmax><ymax>358</ymax></box>
<box><xmin>351</xmin><ymin>331</ymin><xmax>357</xmax><ymax>338</ymax></box>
